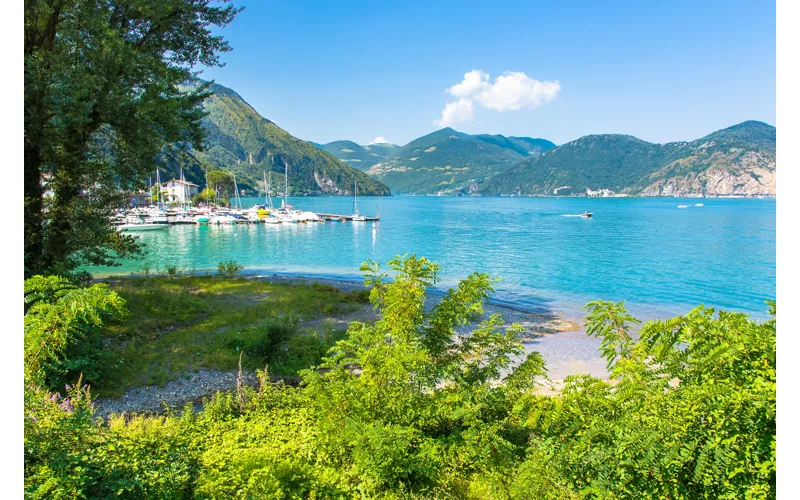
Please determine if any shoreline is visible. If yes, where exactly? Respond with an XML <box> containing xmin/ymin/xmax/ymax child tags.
<box><xmin>97</xmin><ymin>265</ymin><xmax>773</xmax><ymax>323</ymax></box>
<box><xmin>98</xmin><ymin>269</ymin><xmax>587</xmax><ymax>327</ymax></box>
<box><xmin>96</xmin><ymin>268</ymin><xmax>586</xmax><ymax>320</ymax></box>
<box><xmin>93</xmin><ymin>272</ymin><xmax>608</xmax><ymax>417</ymax></box>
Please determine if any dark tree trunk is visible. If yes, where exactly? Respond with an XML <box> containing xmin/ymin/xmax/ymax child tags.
<box><xmin>24</xmin><ymin>3</ymin><xmax>63</xmax><ymax>277</ymax></box>
<box><xmin>24</xmin><ymin>135</ymin><xmax>44</xmax><ymax>277</ymax></box>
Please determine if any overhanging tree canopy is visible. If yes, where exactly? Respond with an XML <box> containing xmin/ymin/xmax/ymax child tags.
<box><xmin>24</xmin><ymin>0</ymin><xmax>242</xmax><ymax>278</ymax></box>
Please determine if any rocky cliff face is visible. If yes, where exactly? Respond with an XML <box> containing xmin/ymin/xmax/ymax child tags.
<box><xmin>479</xmin><ymin>121</ymin><xmax>776</xmax><ymax>197</ymax></box>
<box><xmin>639</xmin><ymin>149</ymin><xmax>775</xmax><ymax>197</ymax></box>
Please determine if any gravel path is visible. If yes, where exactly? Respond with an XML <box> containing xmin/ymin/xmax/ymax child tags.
<box><xmin>94</xmin><ymin>369</ymin><xmax>260</xmax><ymax>419</ymax></box>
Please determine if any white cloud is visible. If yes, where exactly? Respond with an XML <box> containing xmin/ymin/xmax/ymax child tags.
<box><xmin>447</xmin><ymin>69</ymin><xmax>491</xmax><ymax>98</ymax></box>
<box><xmin>435</xmin><ymin>69</ymin><xmax>560</xmax><ymax>125</ymax></box>
<box><xmin>368</xmin><ymin>136</ymin><xmax>389</xmax><ymax>144</ymax></box>
<box><xmin>471</xmin><ymin>71</ymin><xmax>561</xmax><ymax>111</ymax></box>
<box><xmin>433</xmin><ymin>98</ymin><xmax>474</xmax><ymax>127</ymax></box>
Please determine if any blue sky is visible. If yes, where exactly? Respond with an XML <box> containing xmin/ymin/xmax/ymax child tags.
<box><xmin>199</xmin><ymin>0</ymin><xmax>775</xmax><ymax>146</ymax></box>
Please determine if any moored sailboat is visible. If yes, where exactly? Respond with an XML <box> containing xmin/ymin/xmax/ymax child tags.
<box><xmin>351</xmin><ymin>181</ymin><xmax>366</xmax><ymax>221</ymax></box>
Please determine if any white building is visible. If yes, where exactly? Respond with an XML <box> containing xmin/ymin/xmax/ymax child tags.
<box><xmin>162</xmin><ymin>178</ymin><xmax>200</xmax><ymax>204</ymax></box>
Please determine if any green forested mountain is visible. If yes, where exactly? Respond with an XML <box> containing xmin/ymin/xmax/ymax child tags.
<box><xmin>361</xmin><ymin>128</ymin><xmax>555</xmax><ymax>194</ymax></box>
<box><xmin>316</xmin><ymin>140</ymin><xmax>399</xmax><ymax>171</ymax></box>
<box><xmin>479</xmin><ymin>121</ymin><xmax>776</xmax><ymax>197</ymax></box>
<box><xmin>364</xmin><ymin>142</ymin><xmax>400</xmax><ymax>159</ymax></box>
<box><xmin>157</xmin><ymin>81</ymin><xmax>390</xmax><ymax>196</ymax></box>
<box><xmin>474</xmin><ymin>134</ymin><xmax>556</xmax><ymax>157</ymax></box>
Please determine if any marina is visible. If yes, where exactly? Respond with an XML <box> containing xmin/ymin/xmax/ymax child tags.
<box><xmin>113</xmin><ymin>206</ymin><xmax>381</xmax><ymax>227</ymax></box>
<box><xmin>115</xmin><ymin>167</ymin><xmax>381</xmax><ymax>228</ymax></box>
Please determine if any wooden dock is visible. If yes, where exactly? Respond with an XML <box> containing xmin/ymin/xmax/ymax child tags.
<box><xmin>316</xmin><ymin>213</ymin><xmax>381</xmax><ymax>222</ymax></box>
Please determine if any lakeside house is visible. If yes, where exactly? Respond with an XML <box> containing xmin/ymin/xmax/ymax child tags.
<box><xmin>163</xmin><ymin>178</ymin><xmax>199</xmax><ymax>204</ymax></box>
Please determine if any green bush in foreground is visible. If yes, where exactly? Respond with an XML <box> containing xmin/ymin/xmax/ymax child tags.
<box><xmin>217</xmin><ymin>260</ymin><xmax>244</xmax><ymax>277</ymax></box>
<box><xmin>23</xmin><ymin>256</ymin><xmax>776</xmax><ymax>498</ymax></box>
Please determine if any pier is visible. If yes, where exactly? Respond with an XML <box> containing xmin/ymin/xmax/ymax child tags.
<box><xmin>315</xmin><ymin>213</ymin><xmax>381</xmax><ymax>222</ymax></box>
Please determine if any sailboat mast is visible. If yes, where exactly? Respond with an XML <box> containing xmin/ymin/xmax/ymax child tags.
<box><xmin>180</xmin><ymin>167</ymin><xmax>186</xmax><ymax>209</ymax></box>
<box><xmin>268</xmin><ymin>170</ymin><xmax>273</xmax><ymax>209</ymax></box>
<box><xmin>156</xmin><ymin>169</ymin><xmax>165</xmax><ymax>208</ymax></box>
<box><xmin>283</xmin><ymin>160</ymin><xmax>289</xmax><ymax>208</ymax></box>
<box><xmin>233</xmin><ymin>173</ymin><xmax>242</xmax><ymax>210</ymax></box>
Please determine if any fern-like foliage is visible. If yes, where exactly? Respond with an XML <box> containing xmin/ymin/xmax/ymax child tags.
<box><xmin>24</xmin><ymin>275</ymin><xmax>127</xmax><ymax>386</ymax></box>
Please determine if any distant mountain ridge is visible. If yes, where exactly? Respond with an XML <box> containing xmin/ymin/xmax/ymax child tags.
<box><xmin>317</xmin><ymin>128</ymin><xmax>556</xmax><ymax>194</ymax></box>
<box><xmin>157</xmin><ymin>81</ymin><xmax>390</xmax><ymax>196</ymax></box>
<box><xmin>478</xmin><ymin>121</ymin><xmax>776</xmax><ymax>197</ymax></box>
<box><xmin>171</xmin><ymin>79</ymin><xmax>774</xmax><ymax>198</ymax></box>
<box><xmin>316</xmin><ymin>140</ymin><xmax>399</xmax><ymax>171</ymax></box>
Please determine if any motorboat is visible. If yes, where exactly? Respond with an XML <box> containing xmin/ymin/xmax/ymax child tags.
<box><xmin>298</xmin><ymin>211</ymin><xmax>321</xmax><ymax>222</ymax></box>
<box><xmin>145</xmin><ymin>206</ymin><xmax>169</xmax><ymax>224</ymax></box>
<box><xmin>678</xmin><ymin>205</ymin><xmax>689</xmax><ymax>208</ymax></box>
<box><xmin>117</xmin><ymin>215</ymin><xmax>169</xmax><ymax>232</ymax></box>
<box><xmin>211</xmin><ymin>212</ymin><xmax>238</xmax><ymax>225</ymax></box>
<box><xmin>579</xmin><ymin>211</ymin><xmax>593</xmax><ymax>218</ymax></box>
<box><xmin>231</xmin><ymin>213</ymin><xmax>250</xmax><ymax>224</ymax></box>
<box><xmin>246</xmin><ymin>212</ymin><xmax>264</xmax><ymax>223</ymax></box>
<box><xmin>174</xmin><ymin>210</ymin><xmax>195</xmax><ymax>225</ymax></box>
<box><xmin>118</xmin><ymin>223</ymin><xmax>170</xmax><ymax>232</ymax></box>
<box><xmin>273</xmin><ymin>208</ymin><xmax>300</xmax><ymax>223</ymax></box>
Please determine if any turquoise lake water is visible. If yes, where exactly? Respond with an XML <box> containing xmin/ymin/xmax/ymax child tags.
<box><xmin>93</xmin><ymin>197</ymin><xmax>776</xmax><ymax>321</ymax></box>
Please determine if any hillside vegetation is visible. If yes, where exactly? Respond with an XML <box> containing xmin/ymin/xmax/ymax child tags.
<box><xmin>480</xmin><ymin>121</ymin><xmax>776</xmax><ymax>197</ymax></box>
<box><xmin>24</xmin><ymin>256</ymin><xmax>776</xmax><ymax>498</ymax></box>
<box><xmin>317</xmin><ymin>140</ymin><xmax>399</xmax><ymax>171</ymax></box>
<box><xmin>365</xmin><ymin>128</ymin><xmax>555</xmax><ymax>194</ymax></box>
<box><xmin>158</xmin><ymin>81</ymin><xmax>391</xmax><ymax>196</ymax></box>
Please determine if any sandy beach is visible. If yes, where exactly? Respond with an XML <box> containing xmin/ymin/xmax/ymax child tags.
<box><xmin>256</xmin><ymin>273</ymin><xmax>608</xmax><ymax>379</ymax></box>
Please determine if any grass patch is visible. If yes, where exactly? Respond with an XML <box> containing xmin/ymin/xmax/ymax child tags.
<box><xmin>94</xmin><ymin>276</ymin><xmax>370</xmax><ymax>397</ymax></box>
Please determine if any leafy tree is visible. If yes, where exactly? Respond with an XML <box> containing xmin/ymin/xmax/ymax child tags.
<box><xmin>24</xmin><ymin>0</ymin><xmax>242</xmax><ymax>279</ymax></box>
<box><xmin>207</xmin><ymin>170</ymin><xmax>234</xmax><ymax>197</ymax></box>
<box><xmin>192</xmin><ymin>187</ymin><xmax>216</xmax><ymax>206</ymax></box>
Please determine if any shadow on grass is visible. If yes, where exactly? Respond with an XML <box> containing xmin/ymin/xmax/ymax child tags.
<box><xmin>95</xmin><ymin>276</ymin><xmax>369</xmax><ymax>397</ymax></box>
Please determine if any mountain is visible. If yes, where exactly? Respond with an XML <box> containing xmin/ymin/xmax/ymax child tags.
<box><xmin>316</xmin><ymin>140</ymin><xmax>398</xmax><ymax>171</ymax></box>
<box><xmin>358</xmin><ymin>128</ymin><xmax>555</xmax><ymax>194</ymax></box>
<box><xmin>479</xmin><ymin>121</ymin><xmax>776</xmax><ymax>197</ymax></box>
<box><xmin>157</xmin><ymin>81</ymin><xmax>390</xmax><ymax>196</ymax></box>
<box><xmin>474</xmin><ymin>135</ymin><xmax>556</xmax><ymax>157</ymax></box>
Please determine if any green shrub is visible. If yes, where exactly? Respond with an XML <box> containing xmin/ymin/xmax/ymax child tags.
<box><xmin>162</xmin><ymin>264</ymin><xmax>184</xmax><ymax>277</ymax></box>
<box><xmin>24</xmin><ymin>275</ymin><xmax>126</xmax><ymax>389</ymax></box>
<box><xmin>23</xmin><ymin>258</ymin><xmax>776</xmax><ymax>498</ymax></box>
<box><xmin>216</xmin><ymin>260</ymin><xmax>244</xmax><ymax>277</ymax></box>
<box><xmin>346</xmin><ymin>288</ymin><xmax>371</xmax><ymax>303</ymax></box>
<box><xmin>222</xmin><ymin>317</ymin><xmax>298</xmax><ymax>364</ymax></box>
<box><xmin>271</xmin><ymin>333</ymin><xmax>329</xmax><ymax>376</ymax></box>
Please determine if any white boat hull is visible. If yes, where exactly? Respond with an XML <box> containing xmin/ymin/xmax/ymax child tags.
<box><xmin>118</xmin><ymin>224</ymin><xmax>170</xmax><ymax>232</ymax></box>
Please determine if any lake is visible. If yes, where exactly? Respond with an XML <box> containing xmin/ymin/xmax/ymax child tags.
<box><xmin>92</xmin><ymin>196</ymin><xmax>776</xmax><ymax>322</ymax></box>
